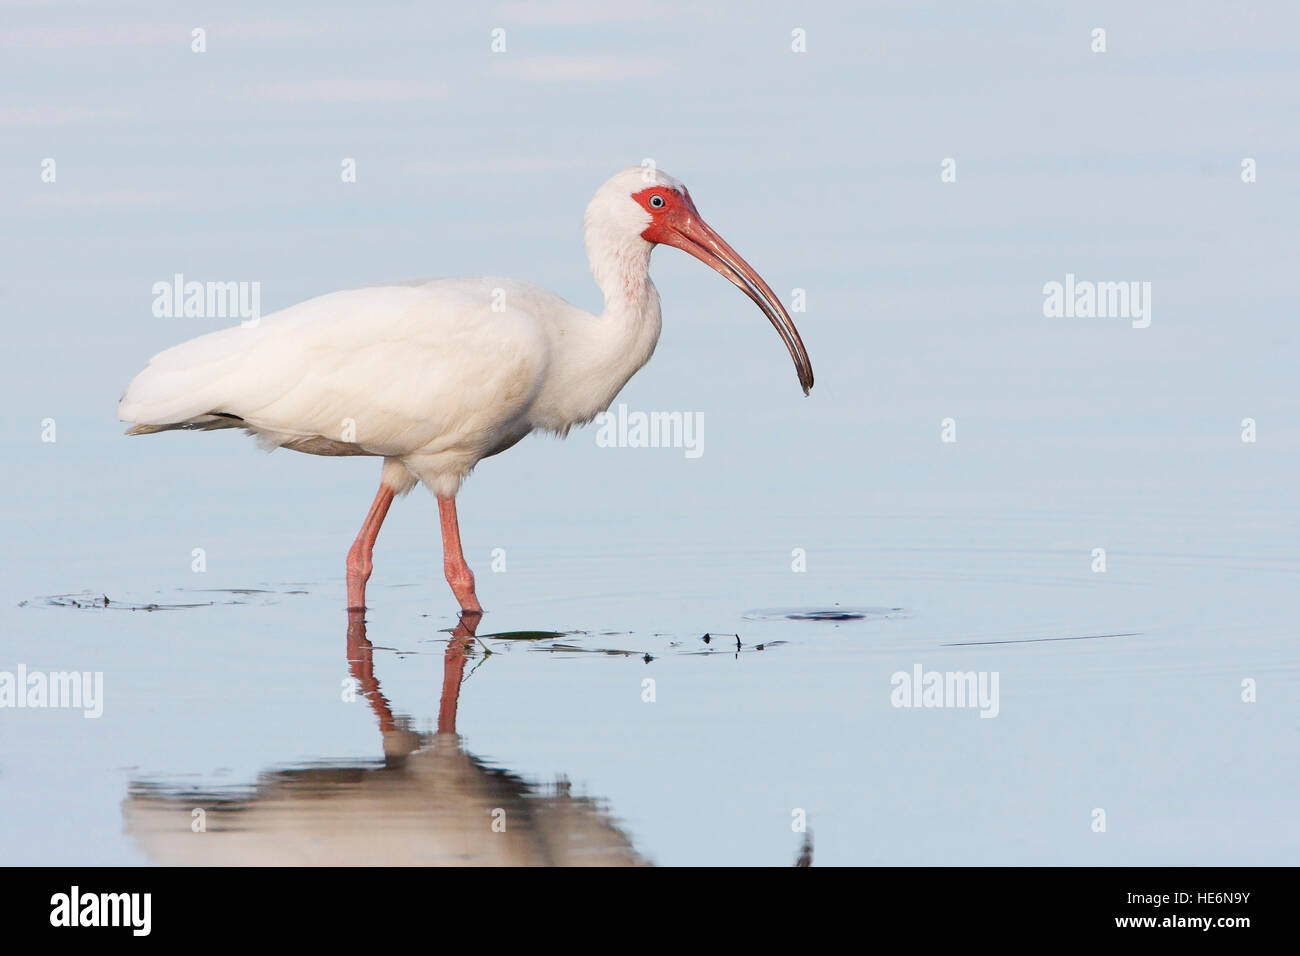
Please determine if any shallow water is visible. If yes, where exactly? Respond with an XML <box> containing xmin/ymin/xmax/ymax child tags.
<box><xmin>3</xmin><ymin>1</ymin><xmax>1299</xmax><ymax>865</ymax></box>
<box><xmin>4</xmin><ymin>433</ymin><xmax>1297</xmax><ymax>865</ymax></box>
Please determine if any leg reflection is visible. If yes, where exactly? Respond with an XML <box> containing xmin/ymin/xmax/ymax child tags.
<box><xmin>346</xmin><ymin>609</ymin><xmax>482</xmax><ymax>740</ymax></box>
<box><xmin>438</xmin><ymin>611</ymin><xmax>480</xmax><ymax>736</ymax></box>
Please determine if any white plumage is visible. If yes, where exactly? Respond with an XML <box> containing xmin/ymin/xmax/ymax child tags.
<box><xmin>119</xmin><ymin>167</ymin><xmax>811</xmax><ymax>612</ymax></box>
<box><xmin>122</xmin><ymin>279</ymin><xmax>609</xmax><ymax>497</ymax></box>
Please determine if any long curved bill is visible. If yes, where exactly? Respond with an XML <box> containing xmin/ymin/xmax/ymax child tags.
<box><xmin>664</xmin><ymin>207</ymin><xmax>814</xmax><ymax>395</ymax></box>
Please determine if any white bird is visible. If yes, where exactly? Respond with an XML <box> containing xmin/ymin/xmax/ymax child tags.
<box><xmin>119</xmin><ymin>167</ymin><xmax>813</xmax><ymax>614</ymax></box>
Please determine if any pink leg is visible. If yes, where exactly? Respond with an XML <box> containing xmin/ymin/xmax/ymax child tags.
<box><xmin>346</xmin><ymin>484</ymin><xmax>396</xmax><ymax>610</ymax></box>
<box><xmin>438</xmin><ymin>495</ymin><xmax>482</xmax><ymax>614</ymax></box>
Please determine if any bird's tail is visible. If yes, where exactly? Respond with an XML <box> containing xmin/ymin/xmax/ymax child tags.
<box><xmin>123</xmin><ymin>414</ymin><xmax>246</xmax><ymax>436</ymax></box>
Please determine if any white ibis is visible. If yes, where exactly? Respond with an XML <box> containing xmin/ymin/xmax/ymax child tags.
<box><xmin>119</xmin><ymin>167</ymin><xmax>813</xmax><ymax>613</ymax></box>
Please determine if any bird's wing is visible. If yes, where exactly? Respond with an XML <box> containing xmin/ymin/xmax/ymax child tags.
<box><xmin>119</xmin><ymin>279</ymin><xmax>556</xmax><ymax>458</ymax></box>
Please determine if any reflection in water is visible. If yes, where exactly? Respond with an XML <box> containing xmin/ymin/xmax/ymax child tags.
<box><xmin>123</xmin><ymin>612</ymin><xmax>648</xmax><ymax>866</ymax></box>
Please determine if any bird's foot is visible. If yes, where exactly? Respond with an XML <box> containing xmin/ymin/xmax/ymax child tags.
<box><xmin>345</xmin><ymin>577</ymin><xmax>370</xmax><ymax>612</ymax></box>
<box><xmin>346</xmin><ymin>556</ymin><xmax>371</xmax><ymax>610</ymax></box>
<box><xmin>444</xmin><ymin>563</ymin><xmax>481</xmax><ymax>616</ymax></box>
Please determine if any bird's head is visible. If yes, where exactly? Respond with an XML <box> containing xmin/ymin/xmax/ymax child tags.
<box><xmin>586</xmin><ymin>167</ymin><xmax>813</xmax><ymax>395</ymax></box>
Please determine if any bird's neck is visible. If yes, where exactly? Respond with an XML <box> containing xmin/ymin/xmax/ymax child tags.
<box><xmin>587</xmin><ymin>234</ymin><xmax>663</xmax><ymax>387</ymax></box>
<box><xmin>526</xmin><ymin>234</ymin><xmax>665</xmax><ymax>433</ymax></box>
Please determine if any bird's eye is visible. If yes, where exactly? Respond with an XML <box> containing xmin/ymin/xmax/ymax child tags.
<box><xmin>649</xmin><ymin>194</ymin><xmax>665</xmax><ymax>208</ymax></box>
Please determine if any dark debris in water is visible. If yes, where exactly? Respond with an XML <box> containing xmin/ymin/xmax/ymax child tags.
<box><xmin>181</xmin><ymin>587</ymin><xmax>275</xmax><ymax>595</ymax></box>
<box><xmin>531</xmin><ymin>643</ymin><xmax>642</xmax><ymax>657</ymax></box>
<box><xmin>20</xmin><ymin>588</ymin><xmax>311</xmax><ymax>612</ymax></box>
<box><xmin>469</xmin><ymin>620</ymin><xmax>805</xmax><ymax>659</ymax></box>
<box><xmin>529</xmin><ymin>637</ymin><xmax>787</xmax><ymax>658</ymax></box>
<box><xmin>743</xmin><ymin>606</ymin><xmax>907</xmax><ymax>623</ymax></box>
<box><xmin>20</xmin><ymin>592</ymin><xmax>217</xmax><ymax>612</ymax></box>
<box><xmin>479</xmin><ymin>630</ymin><xmax>571</xmax><ymax>642</ymax></box>
<box><xmin>701</xmin><ymin>632</ymin><xmax>741</xmax><ymax>645</ymax></box>
<box><xmin>942</xmin><ymin>631</ymin><xmax>1139</xmax><ymax>647</ymax></box>
<box><xmin>678</xmin><ymin>640</ymin><xmax>787</xmax><ymax>657</ymax></box>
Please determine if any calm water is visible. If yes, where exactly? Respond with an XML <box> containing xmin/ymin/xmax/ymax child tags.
<box><xmin>2</xmin><ymin>1</ymin><xmax>1298</xmax><ymax>865</ymax></box>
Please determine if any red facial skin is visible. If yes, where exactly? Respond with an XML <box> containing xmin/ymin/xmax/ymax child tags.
<box><xmin>629</xmin><ymin>185</ymin><xmax>814</xmax><ymax>395</ymax></box>
<box><xmin>632</xmin><ymin>185</ymin><xmax>703</xmax><ymax>244</ymax></box>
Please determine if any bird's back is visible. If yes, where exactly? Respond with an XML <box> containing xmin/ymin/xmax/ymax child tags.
<box><xmin>119</xmin><ymin>278</ymin><xmax>575</xmax><ymax>466</ymax></box>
